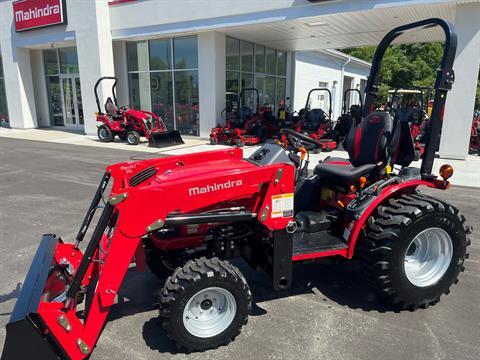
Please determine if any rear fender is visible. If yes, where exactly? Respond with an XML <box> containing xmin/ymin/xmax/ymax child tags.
<box><xmin>345</xmin><ymin>179</ymin><xmax>437</xmax><ymax>259</ymax></box>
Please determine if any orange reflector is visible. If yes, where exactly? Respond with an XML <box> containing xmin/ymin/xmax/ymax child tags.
<box><xmin>359</xmin><ymin>176</ymin><xmax>367</xmax><ymax>189</ymax></box>
<box><xmin>298</xmin><ymin>147</ymin><xmax>307</xmax><ymax>160</ymax></box>
<box><xmin>337</xmin><ymin>200</ymin><xmax>345</xmax><ymax>208</ymax></box>
<box><xmin>439</xmin><ymin>164</ymin><xmax>454</xmax><ymax>180</ymax></box>
<box><xmin>349</xmin><ymin>185</ymin><xmax>357</xmax><ymax>193</ymax></box>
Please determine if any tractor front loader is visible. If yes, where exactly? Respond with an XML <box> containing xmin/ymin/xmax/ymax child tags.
<box><xmin>1</xmin><ymin>18</ymin><xmax>472</xmax><ymax>360</ymax></box>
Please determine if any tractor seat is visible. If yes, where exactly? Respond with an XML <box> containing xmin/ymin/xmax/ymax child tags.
<box><xmin>314</xmin><ymin>161</ymin><xmax>376</xmax><ymax>188</ymax></box>
<box><xmin>105</xmin><ymin>97</ymin><xmax>123</xmax><ymax>121</ymax></box>
<box><xmin>314</xmin><ymin>111</ymin><xmax>408</xmax><ymax>190</ymax></box>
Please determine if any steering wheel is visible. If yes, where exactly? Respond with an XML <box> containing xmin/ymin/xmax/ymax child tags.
<box><xmin>280</xmin><ymin>128</ymin><xmax>322</xmax><ymax>152</ymax></box>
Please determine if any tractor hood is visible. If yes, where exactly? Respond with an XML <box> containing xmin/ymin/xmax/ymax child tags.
<box><xmin>106</xmin><ymin>147</ymin><xmax>257</xmax><ymax>195</ymax></box>
<box><xmin>125</xmin><ymin>109</ymin><xmax>150</xmax><ymax>119</ymax></box>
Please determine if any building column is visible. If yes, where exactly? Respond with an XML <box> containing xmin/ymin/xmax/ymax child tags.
<box><xmin>198</xmin><ymin>32</ymin><xmax>226</xmax><ymax>138</ymax></box>
<box><xmin>439</xmin><ymin>3</ymin><xmax>480</xmax><ymax>159</ymax></box>
<box><xmin>0</xmin><ymin>1</ymin><xmax>37</xmax><ymax>129</ymax></box>
<box><xmin>69</xmin><ymin>0</ymin><xmax>115</xmax><ymax>135</ymax></box>
<box><xmin>112</xmin><ymin>41</ymin><xmax>129</xmax><ymax>106</ymax></box>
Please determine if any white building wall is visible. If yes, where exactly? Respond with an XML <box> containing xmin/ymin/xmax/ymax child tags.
<box><xmin>293</xmin><ymin>52</ymin><xmax>369</xmax><ymax>120</ymax></box>
<box><xmin>30</xmin><ymin>50</ymin><xmax>50</xmax><ymax>127</ymax></box>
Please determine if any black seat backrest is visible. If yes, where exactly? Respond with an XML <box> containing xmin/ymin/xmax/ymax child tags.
<box><xmin>105</xmin><ymin>97</ymin><xmax>118</xmax><ymax>116</ymax></box>
<box><xmin>304</xmin><ymin>109</ymin><xmax>326</xmax><ymax>130</ymax></box>
<box><xmin>345</xmin><ymin>111</ymin><xmax>413</xmax><ymax>167</ymax></box>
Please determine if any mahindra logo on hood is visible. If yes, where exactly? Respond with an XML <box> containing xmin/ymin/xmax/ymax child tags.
<box><xmin>13</xmin><ymin>0</ymin><xmax>66</xmax><ymax>32</ymax></box>
<box><xmin>189</xmin><ymin>180</ymin><xmax>243</xmax><ymax>196</ymax></box>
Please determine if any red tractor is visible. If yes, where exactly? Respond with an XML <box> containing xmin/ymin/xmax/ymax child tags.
<box><xmin>95</xmin><ymin>77</ymin><xmax>184</xmax><ymax>147</ymax></box>
<box><xmin>295</xmin><ymin>88</ymin><xmax>337</xmax><ymax>152</ymax></box>
<box><xmin>1</xmin><ymin>19</ymin><xmax>471</xmax><ymax>360</ymax></box>
<box><xmin>210</xmin><ymin>88</ymin><xmax>275</xmax><ymax>146</ymax></box>
<box><xmin>470</xmin><ymin>113</ymin><xmax>480</xmax><ymax>155</ymax></box>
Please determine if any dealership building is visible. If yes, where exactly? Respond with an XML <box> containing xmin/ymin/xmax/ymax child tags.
<box><xmin>0</xmin><ymin>0</ymin><xmax>479</xmax><ymax>159</ymax></box>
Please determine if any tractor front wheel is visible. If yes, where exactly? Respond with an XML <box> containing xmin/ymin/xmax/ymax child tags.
<box><xmin>126</xmin><ymin>130</ymin><xmax>141</xmax><ymax>145</ymax></box>
<box><xmin>97</xmin><ymin>125</ymin><xmax>114</xmax><ymax>142</ymax></box>
<box><xmin>160</xmin><ymin>257</ymin><xmax>251</xmax><ymax>351</ymax></box>
<box><xmin>362</xmin><ymin>193</ymin><xmax>471</xmax><ymax>310</ymax></box>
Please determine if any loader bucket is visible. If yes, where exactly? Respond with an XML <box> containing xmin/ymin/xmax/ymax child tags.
<box><xmin>1</xmin><ymin>234</ymin><xmax>68</xmax><ymax>360</ymax></box>
<box><xmin>148</xmin><ymin>130</ymin><xmax>184</xmax><ymax>148</ymax></box>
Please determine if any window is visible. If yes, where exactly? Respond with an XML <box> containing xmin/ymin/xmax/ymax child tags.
<box><xmin>0</xmin><ymin>53</ymin><xmax>8</xmax><ymax>126</ymax></box>
<box><xmin>226</xmin><ymin>38</ymin><xmax>288</xmax><ymax>111</ymax></box>
<box><xmin>127</xmin><ymin>36</ymin><xmax>199</xmax><ymax>136</ymax></box>
<box><xmin>59</xmin><ymin>47</ymin><xmax>79</xmax><ymax>74</ymax></box>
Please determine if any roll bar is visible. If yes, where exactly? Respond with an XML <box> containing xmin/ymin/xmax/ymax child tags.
<box><xmin>342</xmin><ymin>88</ymin><xmax>363</xmax><ymax>114</ymax></box>
<box><xmin>238</xmin><ymin>88</ymin><xmax>260</xmax><ymax>114</ymax></box>
<box><xmin>305</xmin><ymin>88</ymin><xmax>333</xmax><ymax>119</ymax></box>
<box><xmin>94</xmin><ymin>76</ymin><xmax>119</xmax><ymax>114</ymax></box>
<box><xmin>363</xmin><ymin>18</ymin><xmax>457</xmax><ymax>176</ymax></box>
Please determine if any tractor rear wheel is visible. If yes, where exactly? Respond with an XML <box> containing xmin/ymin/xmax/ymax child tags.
<box><xmin>362</xmin><ymin>193</ymin><xmax>471</xmax><ymax>310</ymax></box>
<box><xmin>97</xmin><ymin>125</ymin><xmax>114</xmax><ymax>142</ymax></box>
<box><xmin>126</xmin><ymin>130</ymin><xmax>141</xmax><ymax>145</ymax></box>
<box><xmin>159</xmin><ymin>257</ymin><xmax>251</xmax><ymax>351</ymax></box>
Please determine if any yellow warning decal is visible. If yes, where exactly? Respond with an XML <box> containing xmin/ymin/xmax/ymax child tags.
<box><xmin>271</xmin><ymin>193</ymin><xmax>294</xmax><ymax>218</ymax></box>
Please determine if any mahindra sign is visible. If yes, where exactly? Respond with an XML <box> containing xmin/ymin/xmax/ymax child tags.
<box><xmin>13</xmin><ymin>0</ymin><xmax>67</xmax><ymax>32</ymax></box>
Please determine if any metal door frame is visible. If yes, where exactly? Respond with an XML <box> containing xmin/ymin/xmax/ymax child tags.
<box><xmin>59</xmin><ymin>74</ymin><xmax>83</xmax><ymax>131</ymax></box>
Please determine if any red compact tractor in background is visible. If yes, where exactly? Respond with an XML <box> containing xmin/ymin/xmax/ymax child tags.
<box><xmin>210</xmin><ymin>88</ymin><xmax>275</xmax><ymax>146</ymax></box>
<box><xmin>470</xmin><ymin>112</ymin><xmax>480</xmax><ymax>155</ymax></box>
<box><xmin>95</xmin><ymin>77</ymin><xmax>184</xmax><ymax>147</ymax></box>
<box><xmin>1</xmin><ymin>19</ymin><xmax>472</xmax><ymax>360</ymax></box>
<box><xmin>295</xmin><ymin>88</ymin><xmax>337</xmax><ymax>152</ymax></box>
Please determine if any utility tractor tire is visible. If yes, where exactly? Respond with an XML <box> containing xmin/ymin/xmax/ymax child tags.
<box><xmin>362</xmin><ymin>193</ymin><xmax>471</xmax><ymax>310</ymax></box>
<box><xmin>256</xmin><ymin>126</ymin><xmax>267</xmax><ymax>143</ymax></box>
<box><xmin>127</xmin><ymin>130</ymin><xmax>141</xmax><ymax>145</ymax></box>
<box><xmin>97</xmin><ymin>125</ymin><xmax>114</xmax><ymax>142</ymax></box>
<box><xmin>159</xmin><ymin>257</ymin><xmax>251</xmax><ymax>352</ymax></box>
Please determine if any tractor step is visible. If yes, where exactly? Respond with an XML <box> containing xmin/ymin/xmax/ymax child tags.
<box><xmin>292</xmin><ymin>231</ymin><xmax>347</xmax><ymax>256</ymax></box>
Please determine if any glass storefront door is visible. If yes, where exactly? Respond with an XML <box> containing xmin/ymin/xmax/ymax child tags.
<box><xmin>44</xmin><ymin>48</ymin><xmax>83</xmax><ymax>131</ymax></box>
<box><xmin>61</xmin><ymin>75</ymin><xmax>83</xmax><ymax>131</ymax></box>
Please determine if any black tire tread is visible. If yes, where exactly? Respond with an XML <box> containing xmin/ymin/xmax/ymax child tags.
<box><xmin>160</xmin><ymin>257</ymin><xmax>251</xmax><ymax>351</ymax></box>
<box><xmin>361</xmin><ymin>192</ymin><xmax>471</xmax><ymax>310</ymax></box>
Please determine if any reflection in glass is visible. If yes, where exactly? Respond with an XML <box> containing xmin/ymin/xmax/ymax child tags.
<box><xmin>255</xmin><ymin>76</ymin><xmax>265</xmax><ymax>107</ymax></box>
<box><xmin>240</xmin><ymin>41</ymin><xmax>253</xmax><ymax>73</ymax></box>
<box><xmin>127</xmin><ymin>41</ymin><xmax>149</xmax><ymax>72</ymax></box>
<box><xmin>265</xmin><ymin>76</ymin><xmax>276</xmax><ymax>107</ymax></box>
<box><xmin>62</xmin><ymin>78</ymin><xmax>75</xmax><ymax>125</ymax></box>
<box><xmin>75</xmin><ymin>79</ymin><xmax>84</xmax><ymax>125</ymax></box>
<box><xmin>150</xmin><ymin>39</ymin><xmax>172</xmax><ymax>71</ymax></box>
<box><xmin>226</xmin><ymin>71</ymin><xmax>239</xmax><ymax>106</ymax></box>
<box><xmin>128</xmin><ymin>72</ymin><xmax>152</xmax><ymax>111</ymax></box>
<box><xmin>266</xmin><ymin>47</ymin><xmax>276</xmax><ymax>75</ymax></box>
<box><xmin>43</xmin><ymin>49</ymin><xmax>58</xmax><ymax>75</ymax></box>
<box><xmin>255</xmin><ymin>44</ymin><xmax>265</xmax><ymax>73</ymax></box>
<box><xmin>174</xmin><ymin>37</ymin><xmax>198</xmax><ymax>70</ymax></box>
<box><xmin>276</xmin><ymin>77</ymin><xmax>286</xmax><ymax>108</ymax></box>
<box><xmin>46</xmin><ymin>76</ymin><xmax>64</xmax><ymax>126</ymax></box>
<box><xmin>151</xmin><ymin>72</ymin><xmax>174</xmax><ymax>129</ymax></box>
<box><xmin>59</xmin><ymin>47</ymin><xmax>79</xmax><ymax>74</ymax></box>
<box><xmin>226</xmin><ymin>37</ymin><xmax>240</xmax><ymax>71</ymax></box>
<box><xmin>277</xmin><ymin>51</ymin><xmax>287</xmax><ymax>77</ymax></box>
<box><xmin>175</xmin><ymin>70</ymin><xmax>199</xmax><ymax>136</ymax></box>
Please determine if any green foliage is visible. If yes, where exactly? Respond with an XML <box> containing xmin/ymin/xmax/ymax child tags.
<box><xmin>342</xmin><ymin>43</ymin><xmax>445</xmax><ymax>102</ymax></box>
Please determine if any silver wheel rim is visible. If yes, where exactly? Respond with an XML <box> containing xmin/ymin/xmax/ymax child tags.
<box><xmin>183</xmin><ymin>287</ymin><xmax>236</xmax><ymax>338</ymax></box>
<box><xmin>128</xmin><ymin>134</ymin><xmax>136</xmax><ymax>144</ymax></box>
<box><xmin>404</xmin><ymin>227</ymin><xmax>453</xmax><ymax>287</ymax></box>
<box><xmin>99</xmin><ymin>128</ymin><xmax>108</xmax><ymax>140</ymax></box>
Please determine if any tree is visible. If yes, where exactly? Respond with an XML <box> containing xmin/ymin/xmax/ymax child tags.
<box><xmin>342</xmin><ymin>43</ymin><xmax>444</xmax><ymax>102</ymax></box>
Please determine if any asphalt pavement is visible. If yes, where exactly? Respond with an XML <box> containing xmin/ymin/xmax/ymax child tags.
<box><xmin>0</xmin><ymin>137</ymin><xmax>478</xmax><ymax>360</ymax></box>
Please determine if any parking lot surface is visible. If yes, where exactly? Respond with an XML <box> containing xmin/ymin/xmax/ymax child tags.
<box><xmin>0</xmin><ymin>137</ymin><xmax>479</xmax><ymax>360</ymax></box>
